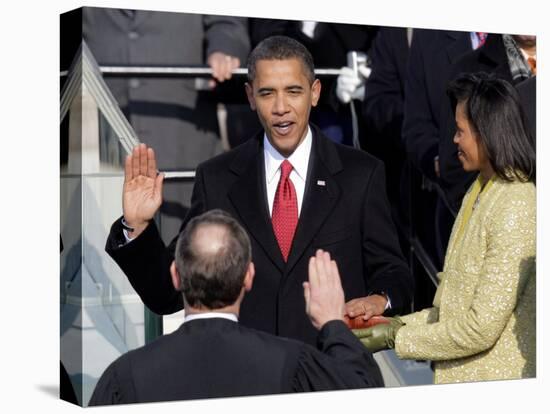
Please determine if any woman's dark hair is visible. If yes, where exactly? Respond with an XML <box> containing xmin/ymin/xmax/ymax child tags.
<box><xmin>447</xmin><ymin>72</ymin><xmax>535</xmax><ymax>182</ymax></box>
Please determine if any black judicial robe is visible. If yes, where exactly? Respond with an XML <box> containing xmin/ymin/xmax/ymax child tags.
<box><xmin>89</xmin><ymin>319</ymin><xmax>383</xmax><ymax>405</ymax></box>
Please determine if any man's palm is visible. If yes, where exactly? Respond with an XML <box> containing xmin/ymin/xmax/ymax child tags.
<box><xmin>122</xmin><ymin>144</ymin><xmax>164</xmax><ymax>236</ymax></box>
<box><xmin>123</xmin><ymin>175</ymin><xmax>162</xmax><ymax>223</ymax></box>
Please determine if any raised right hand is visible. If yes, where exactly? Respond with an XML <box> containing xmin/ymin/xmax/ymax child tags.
<box><xmin>122</xmin><ymin>143</ymin><xmax>164</xmax><ymax>239</ymax></box>
<box><xmin>303</xmin><ymin>249</ymin><xmax>346</xmax><ymax>330</ymax></box>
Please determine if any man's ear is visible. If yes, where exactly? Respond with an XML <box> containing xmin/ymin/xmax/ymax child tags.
<box><xmin>243</xmin><ymin>262</ymin><xmax>255</xmax><ymax>292</ymax></box>
<box><xmin>311</xmin><ymin>78</ymin><xmax>321</xmax><ymax>108</ymax></box>
<box><xmin>245</xmin><ymin>82</ymin><xmax>257</xmax><ymax>111</ymax></box>
<box><xmin>170</xmin><ymin>261</ymin><xmax>181</xmax><ymax>291</ymax></box>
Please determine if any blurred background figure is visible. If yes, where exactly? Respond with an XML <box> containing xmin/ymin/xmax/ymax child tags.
<box><xmin>361</xmin><ymin>26</ymin><xmax>411</xmax><ymax>258</ymax></box>
<box><xmin>401</xmin><ymin>29</ymin><xmax>485</xmax><ymax>269</ymax></box>
<box><xmin>439</xmin><ymin>34</ymin><xmax>537</xmax><ymax>217</ymax></box>
<box><xmin>82</xmin><ymin>7</ymin><xmax>250</xmax><ymax>242</ymax></box>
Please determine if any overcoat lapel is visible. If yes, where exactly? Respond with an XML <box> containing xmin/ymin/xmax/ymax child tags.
<box><xmin>445</xmin><ymin>31</ymin><xmax>470</xmax><ymax>65</ymax></box>
<box><xmin>284</xmin><ymin>127</ymin><xmax>342</xmax><ymax>276</ymax></box>
<box><xmin>480</xmin><ymin>35</ymin><xmax>514</xmax><ymax>82</ymax></box>
<box><xmin>228</xmin><ymin>127</ymin><xmax>343</xmax><ymax>276</ymax></box>
<box><xmin>228</xmin><ymin>135</ymin><xmax>285</xmax><ymax>272</ymax></box>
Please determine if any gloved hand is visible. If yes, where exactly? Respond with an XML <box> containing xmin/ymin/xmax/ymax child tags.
<box><xmin>336</xmin><ymin>65</ymin><xmax>372</xmax><ymax>103</ymax></box>
<box><xmin>352</xmin><ymin>316</ymin><xmax>404</xmax><ymax>353</ymax></box>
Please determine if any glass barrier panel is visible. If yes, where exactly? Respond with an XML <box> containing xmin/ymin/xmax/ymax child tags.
<box><xmin>60</xmin><ymin>42</ymin><xmax>147</xmax><ymax>406</ymax></box>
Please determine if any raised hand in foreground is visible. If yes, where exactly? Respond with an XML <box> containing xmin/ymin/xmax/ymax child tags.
<box><xmin>122</xmin><ymin>143</ymin><xmax>164</xmax><ymax>239</ymax></box>
<box><xmin>303</xmin><ymin>249</ymin><xmax>346</xmax><ymax>330</ymax></box>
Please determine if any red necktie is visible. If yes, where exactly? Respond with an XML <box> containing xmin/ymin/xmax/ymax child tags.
<box><xmin>272</xmin><ymin>160</ymin><xmax>298</xmax><ymax>261</ymax></box>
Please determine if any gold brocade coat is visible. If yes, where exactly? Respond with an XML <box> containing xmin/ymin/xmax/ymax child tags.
<box><xmin>395</xmin><ymin>177</ymin><xmax>536</xmax><ymax>384</ymax></box>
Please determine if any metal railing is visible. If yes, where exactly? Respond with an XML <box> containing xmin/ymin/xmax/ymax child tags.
<box><xmin>61</xmin><ymin>66</ymin><xmax>342</xmax><ymax>78</ymax></box>
<box><xmin>62</xmin><ymin>58</ymin><xmax>453</xmax><ymax>301</ymax></box>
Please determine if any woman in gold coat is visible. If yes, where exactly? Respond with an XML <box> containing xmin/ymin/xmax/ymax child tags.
<box><xmin>355</xmin><ymin>73</ymin><xmax>536</xmax><ymax>384</ymax></box>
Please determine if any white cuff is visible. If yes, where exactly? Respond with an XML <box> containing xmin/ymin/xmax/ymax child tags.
<box><xmin>122</xmin><ymin>228</ymin><xmax>135</xmax><ymax>244</ymax></box>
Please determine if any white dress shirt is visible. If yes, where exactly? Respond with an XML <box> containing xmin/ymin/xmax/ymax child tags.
<box><xmin>184</xmin><ymin>312</ymin><xmax>238</xmax><ymax>324</ymax></box>
<box><xmin>470</xmin><ymin>32</ymin><xmax>483</xmax><ymax>50</ymax></box>
<box><xmin>301</xmin><ymin>21</ymin><xmax>318</xmax><ymax>39</ymax></box>
<box><xmin>263</xmin><ymin>126</ymin><xmax>312</xmax><ymax>217</ymax></box>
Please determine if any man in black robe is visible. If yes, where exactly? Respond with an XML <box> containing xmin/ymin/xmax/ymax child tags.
<box><xmin>90</xmin><ymin>210</ymin><xmax>383</xmax><ymax>405</ymax></box>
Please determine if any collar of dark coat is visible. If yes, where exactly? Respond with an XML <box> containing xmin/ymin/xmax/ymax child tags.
<box><xmin>443</xmin><ymin>31</ymin><xmax>472</xmax><ymax>64</ymax></box>
<box><xmin>464</xmin><ymin>34</ymin><xmax>514</xmax><ymax>83</ymax></box>
<box><xmin>109</xmin><ymin>9</ymin><xmax>152</xmax><ymax>29</ymax></box>
<box><xmin>226</xmin><ymin>123</ymin><xmax>343</xmax><ymax>273</ymax></box>
<box><xmin>444</xmin><ymin>30</ymin><xmax>466</xmax><ymax>41</ymax></box>
<box><xmin>228</xmin><ymin>123</ymin><xmax>344</xmax><ymax>176</ymax></box>
<box><xmin>477</xmin><ymin>33</ymin><xmax>507</xmax><ymax>67</ymax></box>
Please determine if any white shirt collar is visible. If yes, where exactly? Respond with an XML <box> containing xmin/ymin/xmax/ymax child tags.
<box><xmin>470</xmin><ymin>32</ymin><xmax>481</xmax><ymax>50</ymax></box>
<box><xmin>264</xmin><ymin>126</ymin><xmax>312</xmax><ymax>184</ymax></box>
<box><xmin>183</xmin><ymin>312</ymin><xmax>238</xmax><ymax>323</ymax></box>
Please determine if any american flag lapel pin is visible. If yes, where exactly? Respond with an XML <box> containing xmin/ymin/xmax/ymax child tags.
<box><xmin>317</xmin><ymin>180</ymin><xmax>326</xmax><ymax>186</ymax></box>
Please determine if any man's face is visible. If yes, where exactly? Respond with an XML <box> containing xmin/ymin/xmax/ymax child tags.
<box><xmin>246</xmin><ymin>58</ymin><xmax>321</xmax><ymax>157</ymax></box>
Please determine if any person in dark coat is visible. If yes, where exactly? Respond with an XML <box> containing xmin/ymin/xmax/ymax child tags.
<box><xmin>439</xmin><ymin>34</ymin><xmax>536</xmax><ymax>214</ymax></box>
<box><xmin>517</xmin><ymin>75</ymin><xmax>536</xmax><ymax>142</ymax></box>
<box><xmin>105</xmin><ymin>35</ymin><xmax>413</xmax><ymax>347</ymax></box>
<box><xmin>402</xmin><ymin>29</ymin><xmax>473</xmax><ymax>182</ymax></box>
<box><xmin>361</xmin><ymin>26</ymin><xmax>411</xmax><ymax>255</ymax></box>
<box><xmin>90</xmin><ymin>210</ymin><xmax>383</xmax><ymax>405</ymax></box>
<box><xmin>82</xmin><ymin>7</ymin><xmax>250</xmax><ymax>243</ymax></box>
<box><xmin>401</xmin><ymin>29</ymin><xmax>474</xmax><ymax>267</ymax></box>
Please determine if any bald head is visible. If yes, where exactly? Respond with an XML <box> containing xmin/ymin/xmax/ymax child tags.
<box><xmin>174</xmin><ymin>210</ymin><xmax>252</xmax><ymax>309</ymax></box>
<box><xmin>192</xmin><ymin>223</ymin><xmax>231</xmax><ymax>258</ymax></box>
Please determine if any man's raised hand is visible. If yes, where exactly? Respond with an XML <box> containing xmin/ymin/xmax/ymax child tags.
<box><xmin>122</xmin><ymin>143</ymin><xmax>164</xmax><ymax>239</ymax></box>
<box><xmin>303</xmin><ymin>249</ymin><xmax>346</xmax><ymax>330</ymax></box>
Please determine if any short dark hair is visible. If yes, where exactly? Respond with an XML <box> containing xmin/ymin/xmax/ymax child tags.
<box><xmin>447</xmin><ymin>72</ymin><xmax>536</xmax><ymax>182</ymax></box>
<box><xmin>247</xmin><ymin>35</ymin><xmax>315</xmax><ymax>84</ymax></box>
<box><xmin>174</xmin><ymin>210</ymin><xmax>252</xmax><ymax>309</ymax></box>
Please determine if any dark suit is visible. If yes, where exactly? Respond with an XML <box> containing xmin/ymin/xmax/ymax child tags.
<box><xmin>106</xmin><ymin>125</ymin><xmax>413</xmax><ymax>345</ymax></box>
<box><xmin>517</xmin><ymin>75</ymin><xmax>536</xmax><ymax>142</ymax></box>
<box><xmin>363</xmin><ymin>27</ymin><xmax>409</xmax><ymax>148</ymax></box>
<box><xmin>82</xmin><ymin>7</ymin><xmax>250</xmax><ymax>171</ymax></box>
<box><xmin>402</xmin><ymin>29</ymin><xmax>472</xmax><ymax>181</ymax></box>
<box><xmin>362</xmin><ymin>27</ymin><xmax>410</xmax><ymax>251</ymax></box>
<box><xmin>83</xmin><ymin>7</ymin><xmax>250</xmax><ymax>243</ymax></box>
<box><xmin>89</xmin><ymin>318</ymin><xmax>383</xmax><ymax>405</ymax></box>
<box><xmin>400</xmin><ymin>29</ymin><xmax>472</xmax><ymax>267</ymax></box>
<box><xmin>439</xmin><ymin>34</ymin><xmax>517</xmax><ymax>213</ymax></box>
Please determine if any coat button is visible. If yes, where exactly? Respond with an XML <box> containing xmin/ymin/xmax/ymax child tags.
<box><xmin>129</xmin><ymin>78</ymin><xmax>140</xmax><ymax>89</ymax></box>
<box><xmin>128</xmin><ymin>31</ymin><xmax>139</xmax><ymax>40</ymax></box>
